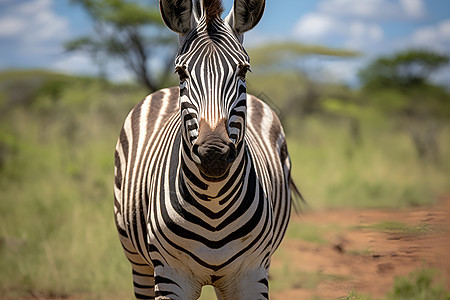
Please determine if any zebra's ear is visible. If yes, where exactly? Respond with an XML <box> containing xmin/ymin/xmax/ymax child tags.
<box><xmin>159</xmin><ymin>0</ymin><xmax>193</xmax><ymax>35</ymax></box>
<box><xmin>225</xmin><ymin>0</ymin><xmax>265</xmax><ymax>37</ymax></box>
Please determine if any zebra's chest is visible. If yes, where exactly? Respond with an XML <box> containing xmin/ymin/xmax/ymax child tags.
<box><xmin>147</xmin><ymin>192</ymin><xmax>271</xmax><ymax>273</ymax></box>
<box><xmin>144</xmin><ymin>132</ymin><xmax>273</xmax><ymax>271</ymax></box>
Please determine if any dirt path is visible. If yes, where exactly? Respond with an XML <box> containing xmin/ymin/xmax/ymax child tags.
<box><xmin>271</xmin><ymin>196</ymin><xmax>450</xmax><ymax>299</ymax></box>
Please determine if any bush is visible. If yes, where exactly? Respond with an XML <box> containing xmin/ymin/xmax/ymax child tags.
<box><xmin>388</xmin><ymin>268</ymin><xmax>450</xmax><ymax>300</ymax></box>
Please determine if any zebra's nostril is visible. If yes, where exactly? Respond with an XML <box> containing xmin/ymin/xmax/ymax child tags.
<box><xmin>192</xmin><ymin>141</ymin><xmax>235</xmax><ymax>178</ymax></box>
<box><xmin>226</xmin><ymin>144</ymin><xmax>236</xmax><ymax>164</ymax></box>
<box><xmin>198</xmin><ymin>145</ymin><xmax>228</xmax><ymax>162</ymax></box>
<box><xmin>192</xmin><ymin>119</ymin><xmax>237</xmax><ymax>177</ymax></box>
<box><xmin>191</xmin><ymin>145</ymin><xmax>201</xmax><ymax>164</ymax></box>
<box><xmin>192</xmin><ymin>144</ymin><xmax>199</xmax><ymax>156</ymax></box>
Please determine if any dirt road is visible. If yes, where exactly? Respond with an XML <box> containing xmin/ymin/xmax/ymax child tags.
<box><xmin>271</xmin><ymin>196</ymin><xmax>450</xmax><ymax>299</ymax></box>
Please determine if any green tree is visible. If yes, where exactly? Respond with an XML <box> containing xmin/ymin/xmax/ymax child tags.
<box><xmin>359</xmin><ymin>49</ymin><xmax>450</xmax><ymax>161</ymax></box>
<box><xmin>248</xmin><ymin>42</ymin><xmax>358</xmax><ymax>67</ymax></box>
<box><xmin>247</xmin><ymin>42</ymin><xmax>359</xmax><ymax>115</ymax></box>
<box><xmin>359</xmin><ymin>49</ymin><xmax>449</xmax><ymax>91</ymax></box>
<box><xmin>65</xmin><ymin>0</ymin><xmax>177</xmax><ymax>92</ymax></box>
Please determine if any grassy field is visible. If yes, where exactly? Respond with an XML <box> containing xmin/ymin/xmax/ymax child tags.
<box><xmin>0</xmin><ymin>78</ymin><xmax>137</xmax><ymax>299</ymax></box>
<box><xmin>287</xmin><ymin>117</ymin><xmax>450</xmax><ymax>210</ymax></box>
<box><xmin>1</xmin><ymin>71</ymin><xmax>449</xmax><ymax>299</ymax></box>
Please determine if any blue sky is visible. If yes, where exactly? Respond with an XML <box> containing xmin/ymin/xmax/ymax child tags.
<box><xmin>0</xmin><ymin>0</ymin><xmax>449</xmax><ymax>86</ymax></box>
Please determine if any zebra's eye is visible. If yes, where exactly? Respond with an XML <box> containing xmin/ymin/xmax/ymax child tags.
<box><xmin>237</xmin><ymin>64</ymin><xmax>251</xmax><ymax>80</ymax></box>
<box><xmin>175</xmin><ymin>66</ymin><xmax>189</xmax><ymax>82</ymax></box>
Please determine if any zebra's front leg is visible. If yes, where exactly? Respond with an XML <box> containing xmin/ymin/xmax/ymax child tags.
<box><xmin>153</xmin><ymin>265</ymin><xmax>202</xmax><ymax>300</ymax></box>
<box><xmin>131</xmin><ymin>263</ymin><xmax>155</xmax><ymax>300</ymax></box>
<box><xmin>216</xmin><ymin>268</ymin><xmax>269</xmax><ymax>300</ymax></box>
<box><xmin>116</xmin><ymin>229</ymin><xmax>156</xmax><ymax>299</ymax></box>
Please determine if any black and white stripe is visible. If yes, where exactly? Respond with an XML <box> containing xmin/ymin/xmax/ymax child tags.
<box><xmin>176</xmin><ymin>16</ymin><xmax>249</xmax><ymax>146</ymax></box>
<box><xmin>114</xmin><ymin>0</ymin><xmax>299</xmax><ymax>299</ymax></box>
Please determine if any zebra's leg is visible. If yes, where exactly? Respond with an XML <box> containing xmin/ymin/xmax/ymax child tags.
<box><xmin>117</xmin><ymin>231</ymin><xmax>155</xmax><ymax>299</ymax></box>
<box><xmin>214</xmin><ymin>287</ymin><xmax>224</xmax><ymax>300</ymax></box>
<box><xmin>217</xmin><ymin>268</ymin><xmax>269</xmax><ymax>300</ymax></box>
<box><xmin>152</xmin><ymin>265</ymin><xmax>202</xmax><ymax>300</ymax></box>
<box><xmin>125</xmin><ymin>254</ymin><xmax>155</xmax><ymax>299</ymax></box>
<box><xmin>131</xmin><ymin>262</ymin><xmax>155</xmax><ymax>300</ymax></box>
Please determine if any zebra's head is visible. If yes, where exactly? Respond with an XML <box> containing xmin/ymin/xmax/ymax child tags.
<box><xmin>160</xmin><ymin>0</ymin><xmax>265</xmax><ymax>179</ymax></box>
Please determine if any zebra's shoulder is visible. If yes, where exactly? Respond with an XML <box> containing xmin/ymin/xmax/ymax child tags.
<box><xmin>122</xmin><ymin>86</ymin><xmax>180</xmax><ymax>128</ymax></box>
<box><xmin>117</xmin><ymin>87</ymin><xmax>180</xmax><ymax>151</ymax></box>
<box><xmin>246</xmin><ymin>93</ymin><xmax>285</xmax><ymax>143</ymax></box>
<box><xmin>130</xmin><ymin>86</ymin><xmax>180</xmax><ymax>118</ymax></box>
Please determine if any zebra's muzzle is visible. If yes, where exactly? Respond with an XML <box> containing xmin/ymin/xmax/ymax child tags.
<box><xmin>192</xmin><ymin>119</ymin><xmax>237</xmax><ymax>179</ymax></box>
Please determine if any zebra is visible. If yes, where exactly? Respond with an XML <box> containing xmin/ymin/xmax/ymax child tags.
<box><xmin>114</xmin><ymin>0</ymin><xmax>301</xmax><ymax>299</ymax></box>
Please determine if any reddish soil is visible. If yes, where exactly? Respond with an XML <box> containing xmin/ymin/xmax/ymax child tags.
<box><xmin>271</xmin><ymin>195</ymin><xmax>450</xmax><ymax>299</ymax></box>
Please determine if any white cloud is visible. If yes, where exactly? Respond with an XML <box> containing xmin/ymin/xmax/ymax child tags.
<box><xmin>0</xmin><ymin>16</ymin><xmax>27</xmax><ymax>37</ymax></box>
<box><xmin>292</xmin><ymin>0</ymin><xmax>430</xmax><ymax>52</ymax></box>
<box><xmin>24</xmin><ymin>10</ymin><xmax>69</xmax><ymax>43</ymax></box>
<box><xmin>401</xmin><ymin>19</ymin><xmax>450</xmax><ymax>87</ymax></box>
<box><xmin>409</xmin><ymin>19</ymin><xmax>450</xmax><ymax>52</ymax></box>
<box><xmin>292</xmin><ymin>13</ymin><xmax>336</xmax><ymax>40</ymax></box>
<box><xmin>347</xmin><ymin>21</ymin><xmax>384</xmax><ymax>45</ymax></box>
<box><xmin>0</xmin><ymin>0</ymin><xmax>70</xmax><ymax>53</ymax></box>
<box><xmin>15</xmin><ymin>0</ymin><xmax>52</xmax><ymax>15</ymax></box>
<box><xmin>320</xmin><ymin>59</ymin><xmax>365</xmax><ymax>84</ymax></box>
<box><xmin>319</xmin><ymin>0</ymin><xmax>392</xmax><ymax>19</ymax></box>
<box><xmin>318</xmin><ymin>0</ymin><xmax>426</xmax><ymax>20</ymax></box>
<box><xmin>52</xmin><ymin>53</ymin><xmax>135</xmax><ymax>82</ymax></box>
<box><xmin>293</xmin><ymin>13</ymin><xmax>383</xmax><ymax>49</ymax></box>
<box><xmin>52</xmin><ymin>53</ymin><xmax>100</xmax><ymax>76</ymax></box>
<box><xmin>290</xmin><ymin>0</ymin><xmax>434</xmax><ymax>87</ymax></box>
<box><xmin>431</xmin><ymin>68</ymin><xmax>450</xmax><ymax>88</ymax></box>
<box><xmin>0</xmin><ymin>0</ymin><xmax>137</xmax><ymax>81</ymax></box>
<box><xmin>399</xmin><ymin>0</ymin><xmax>426</xmax><ymax>19</ymax></box>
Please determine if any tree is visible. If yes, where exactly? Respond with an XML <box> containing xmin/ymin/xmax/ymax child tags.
<box><xmin>247</xmin><ymin>42</ymin><xmax>360</xmax><ymax>120</ymax></box>
<box><xmin>359</xmin><ymin>49</ymin><xmax>450</xmax><ymax>161</ymax></box>
<box><xmin>248</xmin><ymin>42</ymin><xmax>359</xmax><ymax>67</ymax></box>
<box><xmin>359</xmin><ymin>49</ymin><xmax>449</xmax><ymax>91</ymax></box>
<box><xmin>65</xmin><ymin>0</ymin><xmax>177</xmax><ymax>92</ymax></box>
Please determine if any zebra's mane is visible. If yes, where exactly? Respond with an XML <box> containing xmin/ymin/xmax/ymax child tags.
<box><xmin>203</xmin><ymin>0</ymin><xmax>224</xmax><ymax>26</ymax></box>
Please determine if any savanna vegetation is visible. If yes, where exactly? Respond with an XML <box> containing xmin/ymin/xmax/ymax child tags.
<box><xmin>1</xmin><ymin>1</ymin><xmax>450</xmax><ymax>299</ymax></box>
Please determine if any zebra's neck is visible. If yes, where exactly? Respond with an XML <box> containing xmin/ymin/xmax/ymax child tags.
<box><xmin>179</xmin><ymin>138</ymin><xmax>249</xmax><ymax>210</ymax></box>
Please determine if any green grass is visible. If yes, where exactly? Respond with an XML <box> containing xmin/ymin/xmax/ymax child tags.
<box><xmin>270</xmin><ymin>263</ymin><xmax>347</xmax><ymax>291</ymax></box>
<box><xmin>284</xmin><ymin>221</ymin><xmax>342</xmax><ymax>244</ymax></box>
<box><xmin>287</xmin><ymin>117</ymin><xmax>450</xmax><ymax>210</ymax></box>
<box><xmin>388</xmin><ymin>267</ymin><xmax>450</xmax><ymax>300</ymax></box>
<box><xmin>346</xmin><ymin>248</ymin><xmax>373</xmax><ymax>256</ymax></box>
<box><xmin>342</xmin><ymin>290</ymin><xmax>373</xmax><ymax>300</ymax></box>
<box><xmin>269</xmin><ymin>248</ymin><xmax>348</xmax><ymax>292</ymax></box>
<box><xmin>359</xmin><ymin>221</ymin><xmax>432</xmax><ymax>237</ymax></box>
<box><xmin>339</xmin><ymin>268</ymin><xmax>450</xmax><ymax>300</ymax></box>
<box><xmin>0</xmin><ymin>81</ymin><xmax>141</xmax><ymax>299</ymax></box>
<box><xmin>342</xmin><ymin>267</ymin><xmax>450</xmax><ymax>300</ymax></box>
